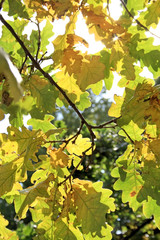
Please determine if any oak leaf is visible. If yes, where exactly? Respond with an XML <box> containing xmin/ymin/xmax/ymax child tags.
<box><xmin>75</xmin><ymin>55</ymin><xmax>105</xmax><ymax>91</ymax></box>
<box><xmin>62</xmin><ymin>49</ymin><xmax>83</xmax><ymax>75</ymax></box>
<box><xmin>49</xmin><ymin>148</ymin><xmax>70</xmax><ymax>168</ymax></box>
<box><xmin>72</xmin><ymin>179</ymin><xmax>115</xmax><ymax>237</ymax></box>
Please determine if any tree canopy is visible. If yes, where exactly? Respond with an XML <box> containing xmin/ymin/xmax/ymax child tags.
<box><xmin>0</xmin><ymin>0</ymin><xmax>160</xmax><ymax>239</ymax></box>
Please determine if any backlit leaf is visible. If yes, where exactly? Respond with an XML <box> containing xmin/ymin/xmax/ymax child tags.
<box><xmin>72</xmin><ymin>179</ymin><xmax>115</xmax><ymax>237</ymax></box>
<box><xmin>75</xmin><ymin>55</ymin><xmax>105</xmax><ymax>91</ymax></box>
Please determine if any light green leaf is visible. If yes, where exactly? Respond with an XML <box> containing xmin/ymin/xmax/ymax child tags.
<box><xmin>76</xmin><ymin>92</ymin><xmax>91</xmax><ymax>111</ymax></box>
<box><xmin>14</xmin><ymin>174</ymin><xmax>54</xmax><ymax>218</ymax></box>
<box><xmin>41</xmin><ymin>20</ymin><xmax>54</xmax><ymax>53</ymax></box>
<box><xmin>127</xmin><ymin>0</ymin><xmax>145</xmax><ymax>11</ymax></box>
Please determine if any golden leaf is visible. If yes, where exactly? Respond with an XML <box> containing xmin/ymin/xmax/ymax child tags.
<box><xmin>49</xmin><ymin>148</ymin><xmax>70</xmax><ymax>168</ymax></box>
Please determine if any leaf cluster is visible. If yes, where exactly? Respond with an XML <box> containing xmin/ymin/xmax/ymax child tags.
<box><xmin>0</xmin><ymin>0</ymin><xmax>160</xmax><ymax>239</ymax></box>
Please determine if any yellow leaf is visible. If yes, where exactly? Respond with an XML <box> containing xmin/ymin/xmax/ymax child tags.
<box><xmin>0</xmin><ymin>214</ymin><xmax>18</xmax><ymax>240</ymax></box>
<box><xmin>8</xmin><ymin>126</ymin><xmax>44</xmax><ymax>171</ymax></box>
<box><xmin>62</xmin><ymin>49</ymin><xmax>83</xmax><ymax>75</ymax></box>
<box><xmin>75</xmin><ymin>55</ymin><xmax>105</xmax><ymax>91</ymax></box>
<box><xmin>0</xmin><ymin>133</ymin><xmax>18</xmax><ymax>163</ymax></box>
<box><xmin>56</xmin><ymin>69</ymin><xmax>83</xmax><ymax>103</ymax></box>
<box><xmin>66</xmin><ymin>134</ymin><xmax>92</xmax><ymax>156</ymax></box>
<box><xmin>49</xmin><ymin>148</ymin><xmax>70</xmax><ymax>168</ymax></box>
<box><xmin>0</xmin><ymin>158</ymin><xmax>24</xmax><ymax>197</ymax></box>
<box><xmin>14</xmin><ymin>173</ymin><xmax>54</xmax><ymax>218</ymax></box>
<box><xmin>108</xmin><ymin>95</ymin><xmax>124</xmax><ymax>117</ymax></box>
<box><xmin>67</xmin><ymin>34</ymin><xmax>89</xmax><ymax>48</ymax></box>
<box><xmin>55</xmin><ymin>216</ymin><xmax>84</xmax><ymax>240</ymax></box>
<box><xmin>52</xmin><ymin>14</ymin><xmax>78</xmax><ymax>67</ymax></box>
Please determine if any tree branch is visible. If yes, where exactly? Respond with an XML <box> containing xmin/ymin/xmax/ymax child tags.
<box><xmin>90</xmin><ymin>118</ymin><xmax>118</xmax><ymax>129</ymax></box>
<box><xmin>0</xmin><ymin>14</ymin><xmax>90</xmax><ymax>129</ymax></box>
<box><xmin>120</xmin><ymin>0</ymin><xmax>160</xmax><ymax>39</ymax></box>
<box><xmin>123</xmin><ymin>217</ymin><xmax>153</xmax><ymax>240</ymax></box>
<box><xmin>0</xmin><ymin>14</ymin><xmax>119</xmax><ymax>155</ymax></box>
<box><xmin>58</xmin><ymin>146</ymin><xmax>92</xmax><ymax>186</ymax></box>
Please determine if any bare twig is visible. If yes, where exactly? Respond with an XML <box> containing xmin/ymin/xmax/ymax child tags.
<box><xmin>38</xmin><ymin>51</ymin><xmax>48</xmax><ymax>63</ymax></box>
<box><xmin>69</xmin><ymin>121</ymin><xmax>84</xmax><ymax>144</ymax></box>
<box><xmin>120</xmin><ymin>0</ymin><xmax>160</xmax><ymax>39</ymax></box>
<box><xmin>90</xmin><ymin>118</ymin><xmax>118</xmax><ymax>129</ymax></box>
<box><xmin>0</xmin><ymin>0</ymin><xmax>5</xmax><ymax>10</ymax></box>
<box><xmin>58</xmin><ymin>157</ymin><xmax>84</xmax><ymax>186</ymax></box>
<box><xmin>58</xmin><ymin>146</ymin><xmax>92</xmax><ymax>186</ymax></box>
<box><xmin>123</xmin><ymin>217</ymin><xmax>153</xmax><ymax>240</ymax></box>
<box><xmin>107</xmin><ymin>0</ymin><xmax>110</xmax><ymax>16</ymax></box>
<box><xmin>36</xmin><ymin>22</ymin><xmax>41</xmax><ymax>61</ymax></box>
<box><xmin>20</xmin><ymin>54</ymin><xmax>28</xmax><ymax>74</ymax></box>
<box><xmin>121</xmin><ymin>127</ymin><xmax>134</xmax><ymax>144</ymax></box>
<box><xmin>45</xmin><ymin>140</ymin><xmax>67</xmax><ymax>144</ymax></box>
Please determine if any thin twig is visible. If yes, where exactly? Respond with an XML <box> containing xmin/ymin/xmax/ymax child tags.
<box><xmin>36</xmin><ymin>22</ymin><xmax>41</xmax><ymax>61</ymax></box>
<box><xmin>0</xmin><ymin>0</ymin><xmax>5</xmax><ymax>10</ymax></box>
<box><xmin>120</xmin><ymin>0</ymin><xmax>160</xmax><ymax>39</ymax></box>
<box><xmin>121</xmin><ymin>127</ymin><xmax>134</xmax><ymax>144</ymax></box>
<box><xmin>107</xmin><ymin>0</ymin><xmax>110</xmax><ymax>16</ymax></box>
<box><xmin>58</xmin><ymin>146</ymin><xmax>92</xmax><ymax>186</ymax></box>
<box><xmin>123</xmin><ymin>217</ymin><xmax>153</xmax><ymax>240</ymax></box>
<box><xmin>90</xmin><ymin>118</ymin><xmax>118</xmax><ymax>129</ymax></box>
<box><xmin>58</xmin><ymin>157</ymin><xmax>84</xmax><ymax>186</ymax></box>
<box><xmin>45</xmin><ymin>140</ymin><xmax>67</xmax><ymax>144</ymax></box>
<box><xmin>38</xmin><ymin>51</ymin><xmax>48</xmax><ymax>63</ymax></box>
<box><xmin>20</xmin><ymin>54</ymin><xmax>28</xmax><ymax>74</ymax></box>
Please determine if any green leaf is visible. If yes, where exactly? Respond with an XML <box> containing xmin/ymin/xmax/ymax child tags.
<box><xmin>0</xmin><ymin>161</ymin><xmax>17</xmax><ymax>197</ymax></box>
<box><xmin>104</xmin><ymin>71</ymin><xmax>114</xmax><ymax>91</ymax></box>
<box><xmin>8</xmin><ymin>0</ymin><xmax>29</xmax><ymax>18</ymax></box>
<box><xmin>127</xmin><ymin>0</ymin><xmax>145</xmax><ymax>11</ymax></box>
<box><xmin>29</xmin><ymin>75</ymin><xmax>58</xmax><ymax>112</ymax></box>
<box><xmin>89</xmin><ymin>80</ymin><xmax>103</xmax><ymax>95</ymax></box>
<box><xmin>8</xmin><ymin>105</ymin><xmax>23</xmax><ymax>128</ymax></box>
<box><xmin>144</xmin><ymin>0</ymin><xmax>160</xmax><ymax>26</ymax></box>
<box><xmin>41</xmin><ymin>20</ymin><xmax>54</xmax><ymax>53</ymax></box>
<box><xmin>72</xmin><ymin>179</ymin><xmax>115</xmax><ymax>237</ymax></box>
<box><xmin>30</xmin><ymin>30</ymin><xmax>39</xmax><ymax>55</ymax></box>
<box><xmin>99</xmin><ymin>50</ymin><xmax>113</xmax><ymax>90</ymax></box>
<box><xmin>14</xmin><ymin>174</ymin><xmax>54</xmax><ymax>218</ymax></box>
<box><xmin>0</xmin><ymin>19</ymin><xmax>28</xmax><ymax>53</ymax></box>
<box><xmin>112</xmin><ymin>163</ymin><xmax>144</xmax><ymax>211</ymax></box>
<box><xmin>143</xmin><ymin>197</ymin><xmax>160</xmax><ymax>228</ymax></box>
<box><xmin>84</xmin><ymin>224</ymin><xmax>113</xmax><ymax>240</ymax></box>
<box><xmin>28</xmin><ymin>114</ymin><xmax>55</xmax><ymax>131</ymax></box>
<box><xmin>54</xmin><ymin>216</ymin><xmax>84</xmax><ymax>240</ymax></box>
<box><xmin>76</xmin><ymin>92</ymin><xmax>91</xmax><ymax>111</ymax></box>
